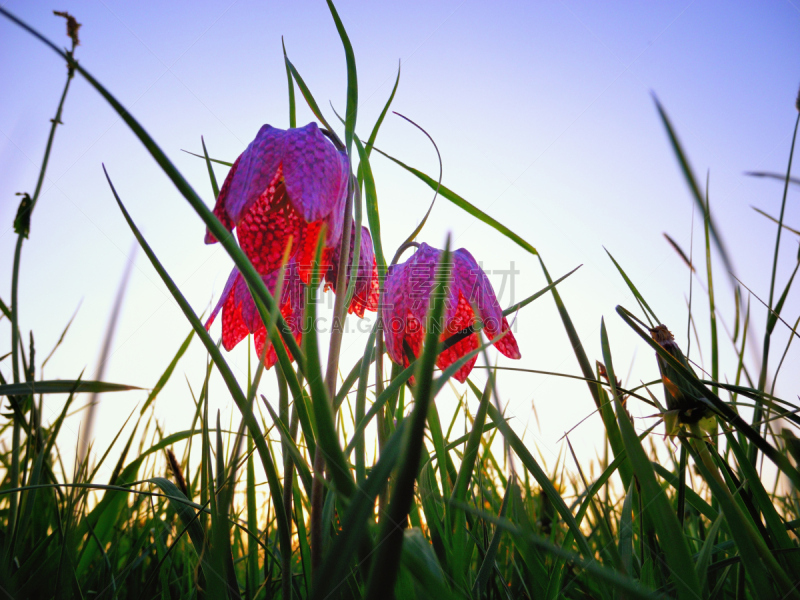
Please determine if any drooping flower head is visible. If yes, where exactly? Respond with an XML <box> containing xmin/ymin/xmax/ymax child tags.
<box><xmin>650</xmin><ymin>324</ymin><xmax>715</xmax><ymax>436</ymax></box>
<box><xmin>205</xmin><ymin>261</ymin><xmax>306</xmax><ymax>368</ymax></box>
<box><xmin>324</xmin><ymin>222</ymin><xmax>380</xmax><ymax>317</ymax></box>
<box><xmin>382</xmin><ymin>243</ymin><xmax>521</xmax><ymax>383</ymax></box>
<box><xmin>205</xmin><ymin>123</ymin><xmax>349</xmax><ymax>282</ymax></box>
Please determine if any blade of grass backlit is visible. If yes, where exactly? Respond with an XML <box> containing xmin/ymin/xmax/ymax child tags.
<box><xmin>140</xmin><ymin>328</ymin><xmax>194</xmax><ymax>414</ymax></box>
<box><xmin>373</xmin><ymin>147</ymin><xmax>537</xmax><ymax>256</ymax></box>
<box><xmin>201</xmin><ymin>136</ymin><xmax>219</xmax><ymax>199</ymax></box>
<box><xmin>283</xmin><ymin>53</ymin><xmax>341</xmax><ymax>147</ymax></box>
<box><xmin>106</xmin><ymin>171</ymin><xmax>293</xmax><ymax>586</ymax></box>
<box><xmin>282</xmin><ymin>38</ymin><xmax>296</xmax><ymax>129</ymax></box>
<box><xmin>600</xmin><ymin>318</ymin><xmax>701</xmax><ymax>598</ymax></box>
<box><xmin>327</xmin><ymin>0</ymin><xmax>357</xmax><ymax>156</ymax></box>
<box><xmin>365</xmin><ymin>241</ymin><xmax>452</xmax><ymax>599</ymax></box>
<box><xmin>0</xmin><ymin>380</ymin><xmax>140</xmax><ymax>396</ymax></box>
<box><xmin>604</xmin><ymin>248</ymin><xmax>659</xmax><ymax>326</ymax></box>
<box><xmin>465</xmin><ymin>380</ymin><xmax>593</xmax><ymax>559</ymax></box>
<box><xmin>702</xmin><ymin>178</ymin><xmax>720</xmax><ymax>396</ymax></box>
<box><xmin>654</xmin><ymin>96</ymin><xmax>737</xmax><ymax>286</ymax></box>
<box><xmin>365</xmin><ymin>63</ymin><xmax>400</xmax><ymax>158</ymax></box>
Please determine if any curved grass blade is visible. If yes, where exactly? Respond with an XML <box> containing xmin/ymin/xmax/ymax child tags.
<box><xmin>365</xmin><ymin>241</ymin><xmax>452</xmax><ymax>599</ymax></box>
<box><xmin>106</xmin><ymin>170</ymin><xmax>292</xmax><ymax>587</ymax></box>
<box><xmin>283</xmin><ymin>53</ymin><xmax>341</xmax><ymax>148</ymax></box>
<box><xmin>140</xmin><ymin>328</ymin><xmax>194</xmax><ymax>414</ymax></box>
<box><xmin>373</xmin><ymin>146</ymin><xmax>537</xmax><ymax>256</ymax></box>
<box><xmin>327</xmin><ymin>0</ymin><xmax>357</xmax><ymax>155</ymax></box>
<box><xmin>365</xmin><ymin>62</ymin><xmax>400</xmax><ymax>157</ymax></box>
<box><xmin>282</xmin><ymin>37</ymin><xmax>296</xmax><ymax>129</ymax></box>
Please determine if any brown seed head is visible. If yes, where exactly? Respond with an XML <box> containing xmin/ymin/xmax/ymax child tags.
<box><xmin>53</xmin><ymin>11</ymin><xmax>81</xmax><ymax>47</ymax></box>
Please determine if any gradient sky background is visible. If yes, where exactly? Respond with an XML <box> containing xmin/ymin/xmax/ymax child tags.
<box><xmin>1</xmin><ymin>1</ymin><xmax>799</xmax><ymax>480</ymax></box>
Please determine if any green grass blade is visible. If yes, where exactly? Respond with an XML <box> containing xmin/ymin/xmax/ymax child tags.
<box><xmin>653</xmin><ymin>96</ymin><xmax>737</xmax><ymax>284</ymax></box>
<box><xmin>354</xmin><ymin>135</ymin><xmax>386</xmax><ymax>276</ymax></box>
<box><xmin>283</xmin><ymin>54</ymin><xmax>341</xmax><ymax>147</ymax></box>
<box><xmin>702</xmin><ymin>177</ymin><xmax>720</xmax><ymax>396</ymax></box>
<box><xmin>302</xmin><ymin>233</ymin><xmax>356</xmax><ymax>499</ymax></box>
<box><xmin>201</xmin><ymin>136</ymin><xmax>220</xmax><ymax>199</ymax></box>
<box><xmin>365</xmin><ymin>63</ymin><xmax>400</xmax><ymax>157</ymax></box>
<box><xmin>365</xmin><ymin>241</ymin><xmax>452</xmax><ymax>599</ymax></box>
<box><xmin>106</xmin><ymin>170</ymin><xmax>293</xmax><ymax>587</ymax></box>
<box><xmin>373</xmin><ymin>146</ymin><xmax>537</xmax><ymax>256</ymax></box>
<box><xmin>263</xmin><ymin>398</ymin><xmax>313</xmax><ymax>497</ymax></box>
<box><xmin>140</xmin><ymin>328</ymin><xmax>194</xmax><ymax>414</ymax></box>
<box><xmin>0</xmin><ymin>380</ymin><xmax>140</xmax><ymax>396</ymax></box>
<box><xmin>471</xmin><ymin>479</ymin><xmax>511</xmax><ymax>598</ymax></box>
<box><xmin>282</xmin><ymin>38</ymin><xmax>296</xmax><ymax>129</ymax></box>
<box><xmin>604</xmin><ymin>248</ymin><xmax>659</xmax><ymax>325</ymax></box>
<box><xmin>326</xmin><ymin>0</ymin><xmax>357</xmax><ymax>155</ymax></box>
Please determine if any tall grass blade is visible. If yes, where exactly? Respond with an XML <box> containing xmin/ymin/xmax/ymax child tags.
<box><xmin>105</xmin><ymin>169</ymin><xmax>293</xmax><ymax>587</ymax></box>
<box><xmin>326</xmin><ymin>0</ymin><xmax>357</xmax><ymax>155</ymax></box>
<box><xmin>373</xmin><ymin>147</ymin><xmax>537</xmax><ymax>256</ymax></box>
<box><xmin>365</xmin><ymin>241</ymin><xmax>452</xmax><ymax>599</ymax></box>
<box><xmin>140</xmin><ymin>328</ymin><xmax>195</xmax><ymax>414</ymax></box>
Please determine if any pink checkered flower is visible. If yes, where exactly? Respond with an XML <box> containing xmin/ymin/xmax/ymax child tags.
<box><xmin>382</xmin><ymin>243</ymin><xmax>520</xmax><ymax>383</ymax></box>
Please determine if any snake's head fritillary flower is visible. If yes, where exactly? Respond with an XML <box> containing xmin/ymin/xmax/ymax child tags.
<box><xmin>324</xmin><ymin>223</ymin><xmax>379</xmax><ymax>318</ymax></box>
<box><xmin>205</xmin><ymin>123</ymin><xmax>349</xmax><ymax>282</ymax></box>
<box><xmin>650</xmin><ymin>324</ymin><xmax>715</xmax><ymax>437</ymax></box>
<box><xmin>205</xmin><ymin>261</ymin><xmax>305</xmax><ymax>368</ymax></box>
<box><xmin>382</xmin><ymin>243</ymin><xmax>520</xmax><ymax>383</ymax></box>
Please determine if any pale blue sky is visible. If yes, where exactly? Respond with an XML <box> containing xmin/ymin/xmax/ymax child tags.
<box><xmin>1</xmin><ymin>1</ymin><xmax>798</xmax><ymax>471</ymax></box>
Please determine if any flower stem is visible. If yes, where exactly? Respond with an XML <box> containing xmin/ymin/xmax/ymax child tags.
<box><xmin>311</xmin><ymin>175</ymin><xmax>354</xmax><ymax>575</ymax></box>
<box><xmin>7</xmin><ymin>39</ymin><xmax>76</xmax><ymax>566</ymax></box>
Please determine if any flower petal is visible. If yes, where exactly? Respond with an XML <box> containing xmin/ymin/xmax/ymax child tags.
<box><xmin>205</xmin><ymin>267</ymin><xmax>240</xmax><ymax>330</ymax></box>
<box><xmin>325</xmin><ymin>224</ymin><xmax>380</xmax><ymax>316</ymax></box>
<box><xmin>437</xmin><ymin>332</ymin><xmax>479</xmax><ymax>383</ymax></box>
<box><xmin>281</xmin><ymin>123</ymin><xmax>349</xmax><ymax>238</ymax></box>
<box><xmin>236</xmin><ymin>166</ymin><xmax>305</xmax><ymax>276</ymax></box>
<box><xmin>218</xmin><ymin>125</ymin><xmax>285</xmax><ymax>224</ymax></box>
<box><xmin>205</xmin><ymin>155</ymin><xmax>240</xmax><ymax>244</ymax></box>
<box><xmin>451</xmin><ymin>247</ymin><xmax>521</xmax><ymax>360</ymax></box>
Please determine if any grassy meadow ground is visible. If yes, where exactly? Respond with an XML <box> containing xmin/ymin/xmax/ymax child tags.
<box><xmin>2</xmin><ymin>5</ymin><xmax>800</xmax><ymax>599</ymax></box>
